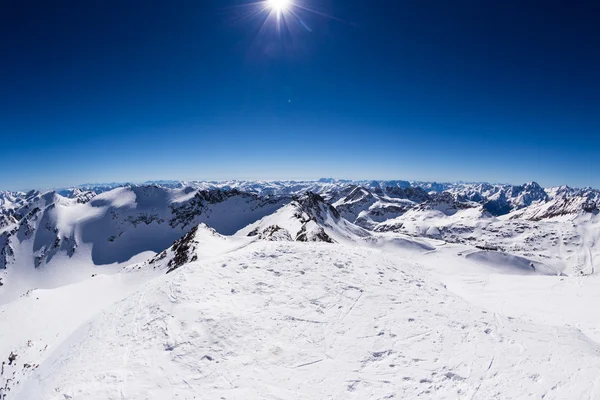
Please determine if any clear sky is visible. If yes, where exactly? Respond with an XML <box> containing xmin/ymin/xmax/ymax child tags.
<box><xmin>1</xmin><ymin>0</ymin><xmax>599</xmax><ymax>191</ymax></box>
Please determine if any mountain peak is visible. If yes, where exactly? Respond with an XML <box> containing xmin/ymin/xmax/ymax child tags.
<box><xmin>296</xmin><ymin>191</ymin><xmax>341</xmax><ymax>221</ymax></box>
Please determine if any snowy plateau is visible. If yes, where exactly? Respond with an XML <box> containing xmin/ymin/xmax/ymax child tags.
<box><xmin>2</xmin><ymin>179</ymin><xmax>600</xmax><ymax>399</ymax></box>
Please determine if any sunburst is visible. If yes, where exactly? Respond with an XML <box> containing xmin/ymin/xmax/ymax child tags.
<box><xmin>267</xmin><ymin>0</ymin><xmax>292</xmax><ymax>15</ymax></box>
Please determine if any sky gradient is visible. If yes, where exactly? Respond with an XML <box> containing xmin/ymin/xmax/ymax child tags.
<box><xmin>1</xmin><ymin>0</ymin><xmax>599</xmax><ymax>191</ymax></box>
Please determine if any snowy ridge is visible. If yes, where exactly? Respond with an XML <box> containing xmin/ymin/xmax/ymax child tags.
<box><xmin>138</xmin><ymin>223</ymin><xmax>254</xmax><ymax>274</ymax></box>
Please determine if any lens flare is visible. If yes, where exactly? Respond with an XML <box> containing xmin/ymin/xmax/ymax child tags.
<box><xmin>268</xmin><ymin>0</ymin><xmax>291</xmax><ymax>14</ymax></box>
<box><xmin>224</xmin><ymin>0</ymin><xmax>346</xmax><ymax>55</ymax></box>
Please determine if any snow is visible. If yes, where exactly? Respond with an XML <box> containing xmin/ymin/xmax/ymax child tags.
<box><xmin>0</xmin><ymin>238</ymin><xmax>599</xmax><ymax>399</ymax></box>
<box><xmin>0</xmin><ymin>186</ymin><xmax>289</xmax><ymax>303</ymax></box>
<box><xmin>4</xmin><ymin>181</ymin><xmax>600</xmax><ymax>399</ymax></box>
<box><xmin>464</xmin><ymin>250</ymin><xmax>562</xmax><ymax>275</ymax></box>
<box><xmin>0</xmin><ymin>269</ymin><xmax>158</xmax><ymax>399</ymax></box>
<box><xmin>236</xmin><ymin>202</ymin><xmax>307</xmax><ymax>238</ymax></box>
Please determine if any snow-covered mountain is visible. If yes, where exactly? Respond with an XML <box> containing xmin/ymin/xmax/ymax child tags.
<box><xmin>41</xmin><ymin>179</ymin><xmax>600</xmax><ymax>219</ymax></box>
<box><xmin>239</xmin><ymin>192</ymin><xmax>370</xmax><ymax>244</ymax></box>
<box><xmin>2</xmin><ymin>179</ymin><xmax>600</xmax><ymax>289</ymax></box>
<box><xmin>3</xmin><ymin>179</ymin><xmax>600</xmax><ymax>399</ymax></box>
<box><xmin>0</xmin><ymin>186</ymin><xmax>288</xmax><ymax>302</ymax></box>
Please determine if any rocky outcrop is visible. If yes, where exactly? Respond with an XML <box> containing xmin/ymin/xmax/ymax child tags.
<box><xmin>249</xmin><ymin>225</ymin><xmax>293</xmax><ymax>241</ymax></box>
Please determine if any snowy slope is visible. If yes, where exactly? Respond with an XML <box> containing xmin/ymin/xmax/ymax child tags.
<box><xmin>8</xmin><ymin>240</ymin><xmax>600</xmax><ymax>400</ymax></box>
<box><xmin>373</xmin><ymin>203</ymin><xmax>600</xmax><ymax>276</ymax></box>
<box><xmin>0</xmin><ymin>186</ymin><xmax>288</xmax><ymax>303</ymax></box>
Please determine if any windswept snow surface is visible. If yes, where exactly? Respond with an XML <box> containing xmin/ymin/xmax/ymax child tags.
<box><xmin>3</xmin><ymin>238</ymin><xmax>600</xmax><ymax>400</ymax></box>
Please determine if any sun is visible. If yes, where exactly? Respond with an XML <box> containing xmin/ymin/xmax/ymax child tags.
<box><xmin>267</xmin><ymin>0</ymin><xmax>291</xmax><ymax>14</ymax></box>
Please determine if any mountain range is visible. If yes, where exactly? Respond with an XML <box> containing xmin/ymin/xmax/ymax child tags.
<box><xmin>2</xmin><ymin>179</ymin><xmax>600</xmax><ymax>399</ymax></box>
<box><xmin>1</xmin><ymin>179</ymin><xmax>598</xmax><ymax>290</ymax></box>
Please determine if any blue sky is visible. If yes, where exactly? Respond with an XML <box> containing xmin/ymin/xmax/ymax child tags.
<box><xmin>1</xmin><ymin>0</ymin><xmax>599</xmax><ymax>191</ymax></box>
